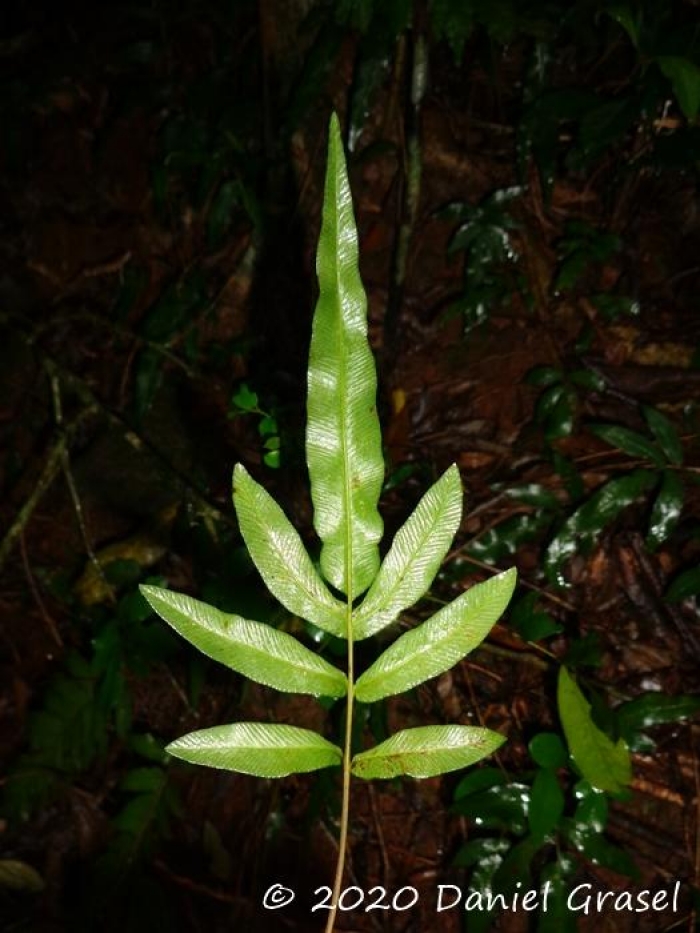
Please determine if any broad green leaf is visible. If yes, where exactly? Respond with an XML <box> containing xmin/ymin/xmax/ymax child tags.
<box><xmin>615</xmin><ymin>692</ymin><xmax>700</xmax><ymax>740</ymax></box>
<box><xmin>536</xmin><ymin>856</ymin><xmax>578</xmax><ymax>933</ymax></box>
<box><xmin>453</xmin><ymin>765</ymin><xmax>507</xmax><ymax>800</ymax></box>
<box><xmin>491</xmin><ymin>833</ymin><xmax>543</xmax><ymax>893</ymax></box>
<box><xmin>467</xmin><ymin>513</ymin><xmax>550</xmax><ymax>563</ymax></box>
<box><xmin>643</xmin><ymin>406</ymin><xmax>683</xmax><ymax>465</ymax></box>
<box><xmin>528</xmin><ymin>768</ymin><xmax>564</xmax><ymax>839</ymax></box>
<box><xmin>140</xmin><ymin>586</ymin><xmax>347</xmax><ymax>698</ymax></box>
<box><xmin>452</xmin><ymin>835</ymin><xmax>511</xmax><ymax>869</ymax></box>
<box><xmin>557</xmin><ymin>667</ymin><xmax>631</xmax><ymax>794</ymax></box>
<box><xmin>608</xmin><ymin>4</ymin><xmax>640</xmax><ymax>48</ymax></box>
<box><xmin>589</xmin><ymin>424</ymin><xmax>665</xmax><ymax>467</ymax></box>
<box><xmin>647</xmin><ymin>470</ymin><xmax>684</xmax><ymax>550</ymax></box>
<box><xmin>167</xmin><ymin>722</ymin><xmax>342</xmax><ymax>777</ymax></box>
<box><xmin>353</xmin><ymin>465</ymin><xmax>463</xmax><ymax>639</ymax></box>
<box><xmin>657</xmin><ymin>56</ymin><xmax>700</xmax><ymax>120</ymax></box>
<box><xmin>509</xmin><ymin>592</ymin><xmax>562</xmax><ymax>641</ymax></box>
<box><xmin>546</xmin><ymin>469</ymin><xmax>655</xmax><ymax>586</ymax></box>
<box><xmin>232</xmin><ymin>464</ymin><xmax>346</xmax><ymax>636</ymax></box>
<box><xmin>306</xmin><ymin>113</ymin><xmax>384</xmax><ymax>599</ymax></box>
<box><xmin>355</xmin><ymin>568</ymin><xmax>516</xmax><ymax>702</ymax></box>
<box><xmin>572</xmin><ymin>832</ymin><xmax>639</xmax><ymax>877</ymax></box>
<box><xmin>526</xmin><ymin>365</ymin><xmax>562</xmax><ymax>387</ymax></box>
<box><xmin>666</xmin><ymin>566</ymin><xmax>700</xmax><ymax>603</ymax></box>
<box><xmin>529</xmin><ymin>732</ymin><xmax>567</xmax><ymax>769</ymax></box>
<box><xmin>503</xmin><ymin>483</ymin><xmax>560</xmax><ymax>509</ymax></box>
<box><xmin>452</xmin><ymin>782</ymin><xmax>530</xmax><ymax>835</ymax></box>
<box><xmin>351</xmin><ymin>725</ymin><xmax>504</xmax><ymax>779</ymax></box>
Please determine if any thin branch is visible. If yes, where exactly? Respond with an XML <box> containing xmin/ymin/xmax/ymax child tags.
<box><xmin>0</xmin><ymin>407</ymin><xmax>95</xmax><ymax>574</ymax></box>
<box><xmin>48</xmin><ymin>363</ymin><xmax>114</xmax><ymax>603</ymax></box>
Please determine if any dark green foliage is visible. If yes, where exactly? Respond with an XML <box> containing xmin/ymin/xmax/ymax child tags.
<box><xmin>441</xmin><ymin>188</ymin><xmax>523</xmax><ymax>332</ymax></box>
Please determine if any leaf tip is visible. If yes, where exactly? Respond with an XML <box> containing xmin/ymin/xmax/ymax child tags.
<box><xmin>164</xmin><ymin>737</ymin><xmax>186</xmax><ymax>760</ymax></box>
<box><xmin>138</xmin><ymin>583</ymin><xmax>160</xmax><ymax>608</ymax></box>
<box><xmin>232</xmin><ymin>461</ymin><xmax>249</xmax><ymax>492</ymax></box>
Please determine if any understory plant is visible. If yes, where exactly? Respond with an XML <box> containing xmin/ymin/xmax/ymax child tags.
<box><xmin>140</xmin><ymin>113</ymin><xmax>516</xmax><ymax>932</ymax></box>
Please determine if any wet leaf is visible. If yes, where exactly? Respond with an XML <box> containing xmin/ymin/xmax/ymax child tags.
<box><xmin>504</xmin><ymin>483</ymin><xmax>560</xmax><ymax>509</ymax></box>
<box><xmin>647</xmin><ymin>469</ymin><xmax>684</xmax><ymax>550</ymax></box>
<box><xmin>452</xmin><ymin>782</ymin><xmax>530</xmax><ymax>835</ymax></box>
<box><xmin>355</xmin><ymin>569</ymin><xmax>516</xmax><ymax>701</ymax></box>
<box><xmin>306</xmin><ymin>112</ymin><xmax>384</xmax><ymax>598</ymax></box>
<box><xmin>546</xmin><ymin>469</ymin><xmax>655</xmax><ymax>586</ymax></box>
<box><xmin>536</xmin><ymin>384</ymin><xmax>576</xmax><ymax>440</ymax></box>
<box><xmin>140</xmin><ymin>586</ymin><xmax>347</xmax><ymax>698</ymax></box>
<box><xmin>452</xmin><ymin>835</ymin><xmax>511</xmax><ymax>869</ymax></box>
<box><xmin>558</xmin><ymin>667</ymin><xmax>631</xmax><ymax>793</ymax></box>
<box><xmin>666</xmin><ymin>566</ymin><xmax>700</xmax><ymax>603</ymax></box>
<box><xmin>528</xmin><ymin>768</ymin><xmax>564</xmax><ymax>838</ymax></box>
<box><xmin>232</xmin><ymin>464</ymin><xmax>346</xmax><ymax>636</ymax></box>
<box><xmin>351</xmin><ymin>725</ymin><xmax>505</xmax><ymax>779</ymax></box>
<box><xmin>566</xmin><ymin>823</ymin><xmax>639</xmax><ymax>877</ymax></box>
<box><xmin>167</xmin><ymin>723</ymin><xmax>342</xmax><ymax>777</ymax></box>
<box><xmin>615</xmin><ymin>692</ymin><xmax>700</xmax><ymax>742</ymax></box>
<box><xmin>525</xmin><ymin>365</ymin><xmax>562</xmax><ymax>387</ymax></box>
<box><xmin>589</xmin><ymin>424</ymin><xmax>665</xmax><ymax>467</ymax></box>
<box><xmin>643</xmin><ymin>406</ymin><xmax>683</xmax><ymax>465</ymax></box>
<box><xmin>468</xmin><ymin>512</ymin><xmax>552</xmax><ymax>563</ymax></box>
<box><xmin>491</xmin><ymin>833</ymin><xmax>543</xmax><ymax>893</ymax></box>
<box><xmin>536</xmin><ymin>856</ymin><xmax>578</xmax><ymax>933</ymax></box>
<box><xmin>353</xmin><ymin>465</ymin><xmax>463</xmax><ymax>639</ymax></box>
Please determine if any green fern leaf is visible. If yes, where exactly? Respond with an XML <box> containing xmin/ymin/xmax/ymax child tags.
<box><xmin>355</xmin><ymin>568</ymin><xmax>516</xmax><ymax>702</ymax></box>
<box><xmin>140</xmin><ymin>586</ymin><xmax>347</xmax><ymax>697</ymax></box>
<box><xmin>352</xmin><ymin>725</ymin><xmax>505</xmax><ymax>779</ymax></box>
<box><xmin>232</xmin><ymin>464</ymin><xmax>346</xmax><ymax>636</ymax></box>
<box><xmin>168</xmin><ymin>722</ymin><xmax>342</xmax><ymax>777</ymax></box>
<box><xmin>354</xmin><ymin>465</ymin><xmax>463</xmax><ymax>639</ymax></box>
<box><xmin>306</xmin><ymin>112</ymin><xmax>384</xmax><ymax>599</ymax></box>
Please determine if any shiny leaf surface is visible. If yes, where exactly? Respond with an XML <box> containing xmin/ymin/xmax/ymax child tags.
<box><xmin>167</xmin><ymin>723</ymin><xmax>342</xmax><ymax>777</ymax></box>
<box><xmin>643</xmin><ymin>405</ymin><xmax>683</xmax><ymax>465</ymax></box>
<box><xmin>355</xmin><ymin>568</ymin><xmax>516</xmax><ymax>701</ymax></box>
<box><xmin>589</xmin><ymin>424</ymin><xmax>665</xmax><ymax>467</ymax></box>
<box><xmin>140</xmin><ymin>586</ymin><xmax>347</xmax><ymax>697</ymax></box>
<box><xmin>353</xmin><ymin>465</ymin><xmax>463</xmax><ymax>639</ymax></box>
<box><xmin>351</xmin><ymin>725</ymin><xmax>505</xmax><ymax>779</ymax></box>
<box><xmin>528</xmin><ymin>768</ymin><xmax>564</xmax><ymax>838</ymax></box>
<box><xmin>306</xmin><ymin>112</ymin><xmax>384</xmax><ymax>598</ymax></box>
<box><xmin>647</xmin><ymin>469</ymin><xmax>684</xmax><ymax>550</ymax></box>
<box><xmin>546</xmin><ymin>469</ymin><xmax>655</xmax><ymax>585</ymax></box>
<box><xmin>232</xmin><ymin>464</ymin><xmax>346</xmax><ymax>636</ymax></box>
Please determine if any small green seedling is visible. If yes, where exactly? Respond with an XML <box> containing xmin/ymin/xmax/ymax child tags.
<box><xmin>140</xmin><ymin>113</ymin><xmax>516</xmax><ymax>932</ymax></box>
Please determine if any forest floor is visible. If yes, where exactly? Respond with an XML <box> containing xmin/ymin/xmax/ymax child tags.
<box><xmin>1</xmin><ymin>4</ymin><xmax>699</xmax><ymax>932</ymax></box>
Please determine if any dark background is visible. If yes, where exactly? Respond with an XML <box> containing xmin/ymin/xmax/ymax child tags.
<box><xmin>1</xmin><ymin>1</ymin><xmax>699</xmax><ymax>931</ymax></box>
